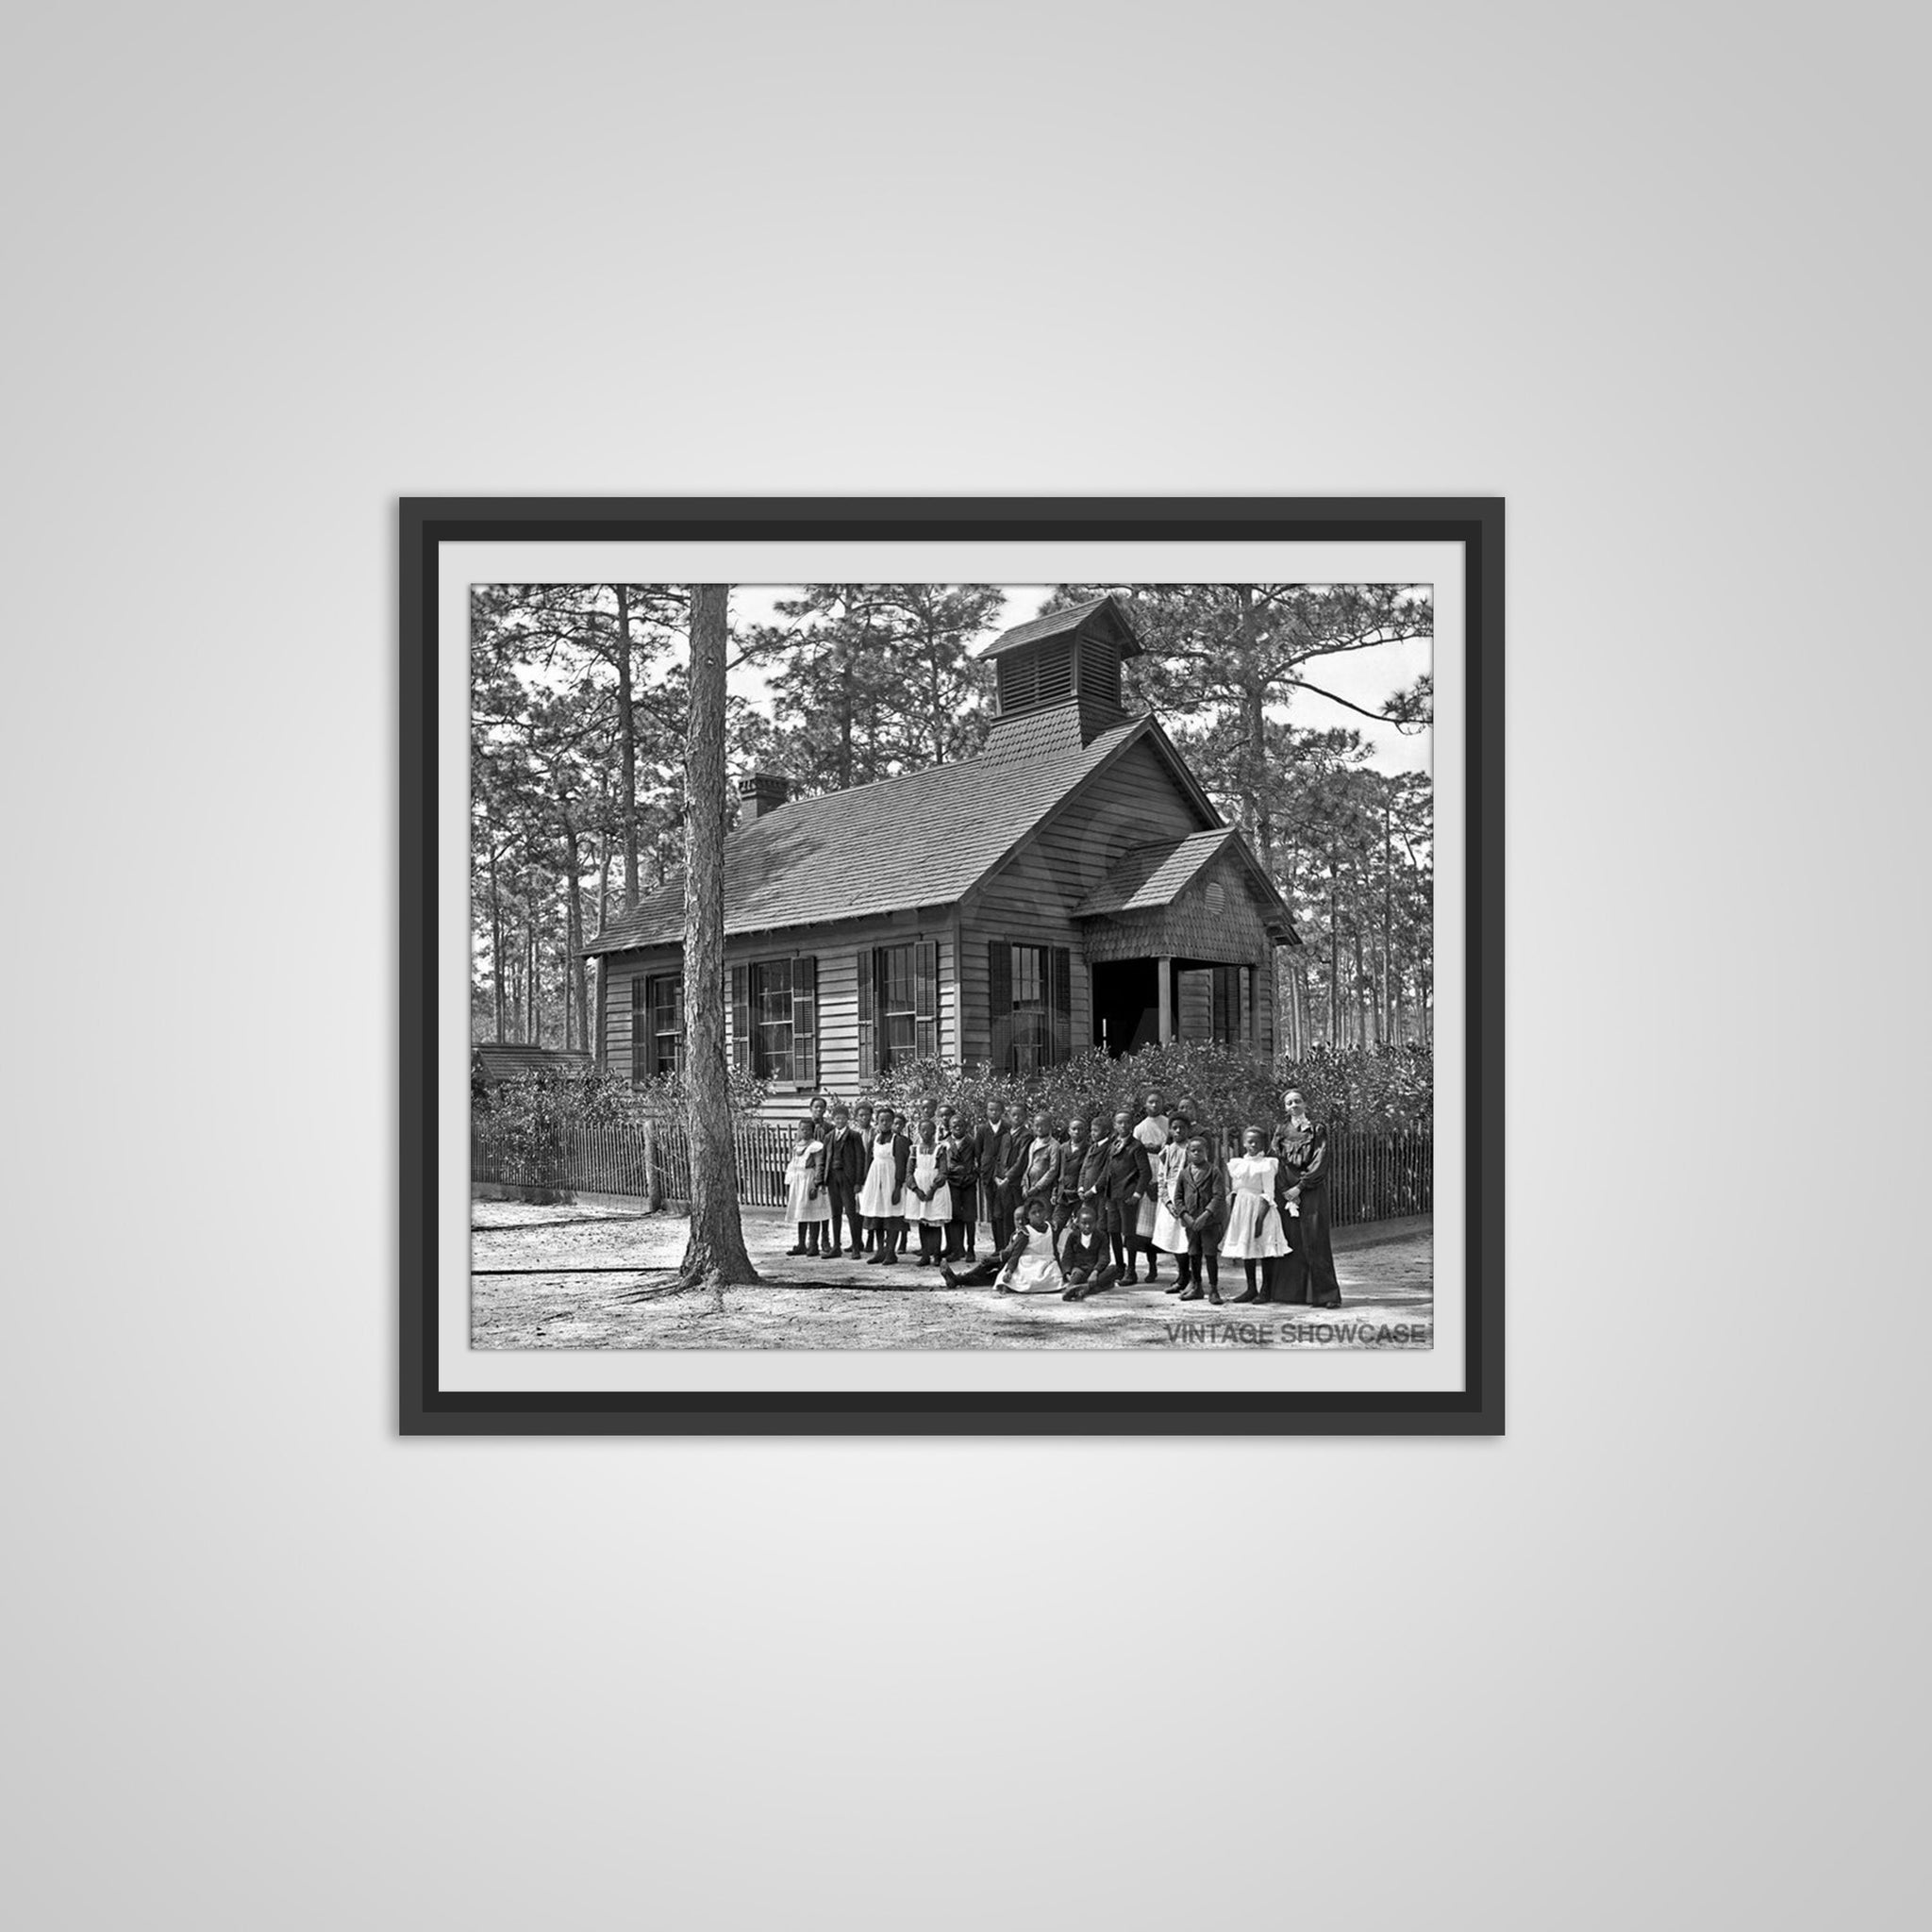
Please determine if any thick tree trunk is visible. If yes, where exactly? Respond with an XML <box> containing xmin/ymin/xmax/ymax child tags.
<box><xmin>679</xmin><ymin>584</ymin><xmax>758</xmax><ymax>1292</ymax></box>
<box><xmin>613</xmin><ymin>585</ymin><xmax>641</xmax><ymax>912</ymax></box>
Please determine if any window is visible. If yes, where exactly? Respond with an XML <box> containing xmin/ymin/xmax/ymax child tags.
<box><xmin>990</xmin><ymin>940</ymin><xmax>1070</xmax><ymax>1072</ymax></box>
<box><xmin>753</xmin><ymin>957</ymin><xmax>792</xmax><ymax>1077</ymax></box>
<box><xmin>640</xmin><ymin>974</ymin><xmax>683</xmax><ymax>1079</ymax></box>
<box><xmin>858</xmin><ymin>940</ymin><xmax>937</xmax><ymax>1074</ymax></box>
<box><xmin>1009</xmin><ymin>943</ymin><xmax>1048</xmax><ymax>1073</ymax></box>
<box><xmin>729</xmin><ymin>956</ymin><xmax>817</xmax><ymax>1085</ymax></box>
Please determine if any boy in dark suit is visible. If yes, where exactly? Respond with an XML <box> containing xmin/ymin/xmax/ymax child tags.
<box><xmin>1053</xmin><ymin>1115</ymin><xmax>1090</xmax><ymax>1236</ymax></box>
<box><xmin>821</xmin><ymin>1103</ymin><xmax>865</xmax><ymax>1258</ymax></box>
<box><xmin>1058</xmin><ymin>1200</ymin><xmax>1121</xmax><ymax>1302</ymax></box>
<box><xmin>1171</xmin><ymin>1135</ymin><xmax>1226</xmax><ymax>1303</ymax></box>
<box><xmin>1099</xmin><ymin>1109</ymin><xmax>1154</xmax><ymax>1280</ymax></box>
<box><xmin>1017</xmin><ymin>1109</ymin><xmax>1062</xmax><ymax>1225</ymax></box>
<box><xmin>988</xmin><ymin>1101</ymin><xmax>1026</xmax><ymax>1254</ymax></box>
<box><xmin>1074</xmin><ymin>1112</ymin><xmax>1110</xmax><ymax>1236</ymax></box>
<box><xmin>966</xmin><ymin>1103</ymin><xmax>1002</xmax><ymax>1259</ymax></box>
<box><xmin>941</xmin><ymin>1114</ymin><xmax>979</xmax><ymax>1262</ymax></box>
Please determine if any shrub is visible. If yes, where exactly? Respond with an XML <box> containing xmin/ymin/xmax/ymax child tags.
<box><xmin>1277</xmin><ymin>1041</ymin><xmax>1433</xmax><ymax>1132</ymax></box>
<box><xmin>817</xmin><ymin>1040</ymin><xmax>1430</xmax><ymax>1141</ymax></box>
<box><xmin>625</xmin><ymin>1062</ymin><xmax>772</xmax><ymax>1124</ymax></box>
<box><xmin>475</xmin><ymin>1059</ymin><xmax>773</xmax><ymax>1186</ymax></box>
<box><xmin>475</xmin><ymin>1065</ymin><xmax>636</xmax><ymax>1187</ymax></box>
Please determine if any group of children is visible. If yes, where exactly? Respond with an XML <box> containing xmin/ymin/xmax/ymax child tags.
<box><xmin>779</xmin><ymin>1088</ymin><xmax>1342</xmax><ymax>1309</ymax></box>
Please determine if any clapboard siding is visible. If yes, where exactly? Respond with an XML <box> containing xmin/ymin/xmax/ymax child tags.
<box><xmin>599</xmin><ymin>912</ymin><xmax>957</xmax><ymax>1121</ymax></box>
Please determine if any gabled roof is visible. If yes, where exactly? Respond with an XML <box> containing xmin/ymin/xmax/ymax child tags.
<box><xmin>1072</xmin><ymin>827</ymin><xmax>1300</xmax><ymax>943</ymax></box>
<box><xmin>978</xmin><ymin>592</ymin><xmax>1144</xmax><ymax>660</ymax></box>
<box><xmin>585</xmin><ymin>714</ymin><xmax>1170</xmax><ymax>955</ymax></box>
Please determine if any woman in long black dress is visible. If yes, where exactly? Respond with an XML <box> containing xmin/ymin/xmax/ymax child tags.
<box><xmin>1274</xmin><ymin>1089</ymin><xmax>1341</xmax><ymax>1308</ymax></box>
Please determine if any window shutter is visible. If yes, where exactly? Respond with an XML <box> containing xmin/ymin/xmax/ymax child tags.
<box><xmin>1049</xmin><ymin>947</ymin><xmax>1071</xmax><ymax>1066</ymax></box>
<box><xmin>630</xmin><ymin>976</ymin><xmax>646</xmax><ymax>1084</ymax></box>
<box><xmin>914</xmin><ymin>940</ymin><xmax>939</xmax><ymax>1059</ymax></box>
<box><xmin>988</xmin><ymin>940</ymin><xmax>1012</xmax><ymax>1074</ymax></box>
<box><xmin>857</xmin><ymin>947</ymin><xmax>875</xmax><ymax>1080</ymax></box>
<box><xmin>729</xmin><ymin>964</ymin><xmax>749</xmax><ymax>1071</ymax></box>
<box><xmin>792</xmin><ymin>956</ymin><xmax>817</xmax><ymax>1088</ymax></box>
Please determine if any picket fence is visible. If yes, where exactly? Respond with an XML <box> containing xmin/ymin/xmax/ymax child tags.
<box><xmin>475</xmin><ymin>1122</ymin><xmax>1431</xmax><ymax>1228</ymax></box>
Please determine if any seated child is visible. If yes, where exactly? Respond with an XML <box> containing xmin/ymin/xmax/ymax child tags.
<box><xmin>941</xmin><ymin>1197</ymin><xmax>1063</xmax><ymax>1295</ymax></box>
<box><xmin>1058</xmin><ymin>1200</ymin><xmax>1121</xmax><ymax>1302</ymax></box>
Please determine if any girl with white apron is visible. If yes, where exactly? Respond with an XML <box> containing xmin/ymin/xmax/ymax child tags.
<box><xmin>998</xmin><ymin>1208</ymin><xmax>1065</xmax><ymax>1296</ymax></box>
<box><xmin>858</xmin><ymin>1121</ymin><xmax>903</xmax><ymax>1262</ymax></box>
<box><xmin>1149</xmin><ymin>1123</ymin><xmax>1191</xmax><ymax>1257</ymax></box>
<box><xmin>906</xmin><ymin>1128</ymin><xmax>952</xmax><ymax>1265</ymax></box>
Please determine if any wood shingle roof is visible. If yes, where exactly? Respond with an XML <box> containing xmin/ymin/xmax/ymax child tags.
<box><xmin>977</xmin><ymin>593</ymin><xmax>1144</xmax><ymax>659</ymax></box>
<box><xmin>584</xmin><ymin>714</ymin><xmax>1158</xmax><ymax>955</ymax></box>
<box><xmin>1072</xmin><ymin>827</ymin><xmax>1300</xmax><ymax>942</ymax></box>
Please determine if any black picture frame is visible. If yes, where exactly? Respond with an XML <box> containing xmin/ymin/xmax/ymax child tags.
<box><xmin>401</xmin><ymin>497</ymin><xmax>1503</xmax><ymax>1435</ymax></box>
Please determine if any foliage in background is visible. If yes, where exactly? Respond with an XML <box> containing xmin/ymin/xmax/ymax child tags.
<box><xmin>812</xmin><ymin>1041</ymin><xmax>1430</xmax><ymax>1139</ymax></box>
<box><xmin>472</xmin><ymin>1060</ymin><xmax>772</xmax><ymax>1187</ymax></box>
<box><xmin>624</xmin><ymin>1063</ymin><xmax>772</xmax><ymax>1124</ymax></box>
<box><xmin>471</xmin><ymin>580</ymin><xmax>1436</xmax><ymax>1060</ymax></box>
<box><xmin>472</xmin><ymin>1065</ymin><xmax>637</xmax><ymax>1187</ymax></box>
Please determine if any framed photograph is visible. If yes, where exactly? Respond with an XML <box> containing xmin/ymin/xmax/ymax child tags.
<box><xmin>401</xmin><ymin>498</ymin><xmax>1502</xmax><ymax>1433</ymax></box>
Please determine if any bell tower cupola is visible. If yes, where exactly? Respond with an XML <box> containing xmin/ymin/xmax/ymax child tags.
<box><xmin>978</xmin><ymin>593</ymin><xmax>1143</xmax><ymax>756</ymax></box>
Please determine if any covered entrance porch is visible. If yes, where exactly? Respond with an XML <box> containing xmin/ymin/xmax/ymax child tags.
<box><xmin>1090</xmin><ymin>955</ymin><xmax>1255</xmax><ymax>1056</ymax></box>
<box><xmin>1073</xmin><ymin>826</ymin><xmax>1298</xmax><ymax>1060</ymax></box>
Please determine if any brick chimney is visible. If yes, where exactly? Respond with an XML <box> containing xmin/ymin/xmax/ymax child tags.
<box><xmin>736</xmin><ymin>771</ymin><xmax>790</xmax><ymax>821</ymax></box>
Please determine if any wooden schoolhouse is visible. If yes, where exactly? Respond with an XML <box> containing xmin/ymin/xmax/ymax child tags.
<box><xmin>583</xmin><ymin>595</ymin><xmax>1298</xmax><ymax>1118</ymax></box>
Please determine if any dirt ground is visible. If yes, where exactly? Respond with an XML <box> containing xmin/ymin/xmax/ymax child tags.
<box><xmin>471</xmin><ymin>1199</ymin><xmax>1433</xmax><ymax>1350</ymax></box>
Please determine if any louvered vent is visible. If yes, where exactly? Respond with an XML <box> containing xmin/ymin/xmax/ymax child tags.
<box><xmin>996</xmin><ymin>639</ymin><xmax>1074</xmax><ymax>716</ymax></box>
<box><xmin>1079</xmin><ymin>635</ymin><xmax>1122</xmax><ymax>712</ymax></box>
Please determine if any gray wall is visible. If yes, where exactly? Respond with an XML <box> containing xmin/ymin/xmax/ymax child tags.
<box><xmin>6</xmin><ymin>7</ymin><xmax>1922</xmax><ymax>1931</ymax></box>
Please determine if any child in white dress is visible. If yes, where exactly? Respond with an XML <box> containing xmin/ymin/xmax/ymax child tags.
<box><xmin>906</xmin><ymin>1121</ymin><xmax>953</xmax><ymax>1266</ymax></box>
<box><xmin>783</xmin><ymin>1115</ymin><xmax>830</xmax><ymax>1257</ymax></box>
<box><xmin>998</xmin><ymin>1198</ymin><xmax>1065</xmax><ymax>1295</ymax></box>
<box><xmin>1221</xmin><ymin>1125</ymin><xmax>1290</xmax><ymax>1303</ymax></box>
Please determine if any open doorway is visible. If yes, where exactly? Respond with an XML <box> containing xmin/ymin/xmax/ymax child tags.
<box><xmin>1091</xmin><ymin>958</ymin><xmax>1161</xmax><ymax>1056</ymax></box>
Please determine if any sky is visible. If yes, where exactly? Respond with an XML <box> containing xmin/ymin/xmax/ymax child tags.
<box><xmin>726</xmin><ymin>585</ymin><xmax>1432</xmax><ymax>779</ymax></box>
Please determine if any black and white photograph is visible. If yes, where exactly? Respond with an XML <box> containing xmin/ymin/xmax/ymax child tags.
<box><xmin>468</xmin><ymin>579</ymin><xmax>1436</xmax><ymax>1352</ymax></box>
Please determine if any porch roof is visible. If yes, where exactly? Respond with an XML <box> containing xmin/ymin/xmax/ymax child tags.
<box><xmin>1072</xmin><ymin>828</ymin><xmax>1299</xmax><ymax>942</ymax></box>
